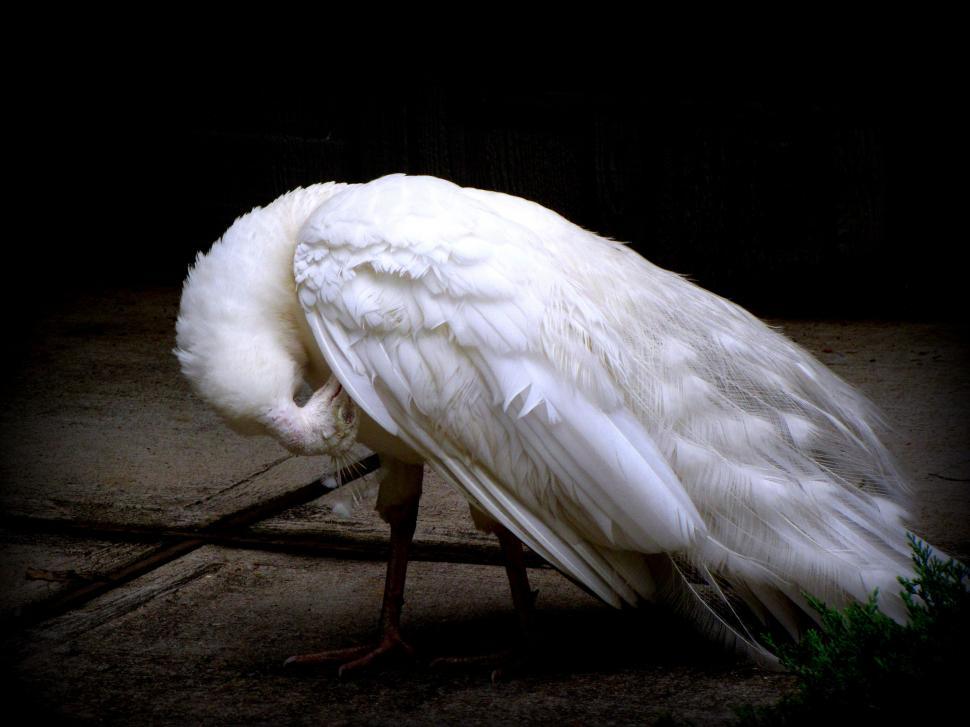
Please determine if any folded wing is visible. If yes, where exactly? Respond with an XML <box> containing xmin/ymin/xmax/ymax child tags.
<box><xmin>296</xmin><ymin>174</ymin><xmax>913</xmax><ymax>662</ymax></box>
<box><xmin>295</xmin><ymin>174</ymin><xmax>705</xmax><ymax>607</ymax></box>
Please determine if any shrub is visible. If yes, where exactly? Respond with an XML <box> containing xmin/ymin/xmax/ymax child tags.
<box><xmin>735</xmin><ymin>535</ymin><xmax>969</xmax><ymax>725</ymax></box>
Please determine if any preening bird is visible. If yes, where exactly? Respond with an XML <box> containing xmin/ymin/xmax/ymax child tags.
<box><xmin>176</xmin><ymin>173</ymin><xmax>919</xmax><ymax>673</ymax></box>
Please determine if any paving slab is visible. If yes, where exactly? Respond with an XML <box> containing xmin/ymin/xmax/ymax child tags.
<box><xmin>8</xmin><ymin>546</ymin><xmax>794</xmax><ymax>726</ymax></box>
<box><xmin>2</xmin><ymin>288</ymin><xmax>967</xmax><ymax>724</ymax></box>
<box><xmin>0</xmin><ymin>288</ymin><xmax>353</xmax><ymax>529</ymax></box>
<box><xmin>0</xmin><ymin>529</ymin><xmax>159</xmax><ymax>620</ymax></box>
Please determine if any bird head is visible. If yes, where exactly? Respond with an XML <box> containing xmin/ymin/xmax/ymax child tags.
<box><xmin>261</xmin><ymin>376</ymin><xmax>359</xmax><ymax>458</ymax></box>
<box><xmin>174</xmin><ymin>183</ymin><xmax>356</xmax><ymax>459</ymax></box>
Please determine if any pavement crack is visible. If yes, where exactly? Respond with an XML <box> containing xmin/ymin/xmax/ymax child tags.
<box><xmin>187</xmin><ymin>454</ymin><xmax>293</xmax><ymax>508</ymax></box>
<box><xmin>1</xmin><ymin>455</ymin><xmax>381</xmax><ymax>636</ymax></box>
<box><xmin>36</xmin><ymin>560</ymin><xmax>226</xmax><ymax>642</ymax></box>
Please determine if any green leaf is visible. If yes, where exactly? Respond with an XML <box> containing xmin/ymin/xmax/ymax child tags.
<box><xmin>733</xmin><ymin>536</ymin><xmax>969</xmax><ymax>725</ymax></box>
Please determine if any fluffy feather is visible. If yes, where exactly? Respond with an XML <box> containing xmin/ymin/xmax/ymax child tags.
<box><xmin>175</xmin><ymin>183</ymin><xmax>352</xmax><ymax>451</ymax></box>
<box><xmin>179</xmin><ymin>173</ymin><xmax>922</xmax><ymax>663</ymax></box>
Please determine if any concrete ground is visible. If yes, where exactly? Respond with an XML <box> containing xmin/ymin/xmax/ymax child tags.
<box><xmin>1</xmin><ymin>287</ymin><xmax>967</xmax><ymax>725</ymax></box>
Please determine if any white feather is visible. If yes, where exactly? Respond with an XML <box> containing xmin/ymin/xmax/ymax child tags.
<box><xmin>179</xmin><ymin>173</ymin><xmax>926</xmax><ymax>662</ymax></box>
<box><xmin>297</xmin><ymin>174</ymin><xmax>919</xmax><ymax>651</ymax></box>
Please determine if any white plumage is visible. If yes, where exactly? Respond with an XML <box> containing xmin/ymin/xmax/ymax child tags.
<box><xmin>177</xmin><ymin>173</ymin><xmax>917</xmax><ymax>664</ymax></box>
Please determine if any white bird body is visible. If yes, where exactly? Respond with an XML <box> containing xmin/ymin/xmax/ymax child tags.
<box><xmin>177</xmin><ymin>173</ymin><xmax>916</xmax><ymax>661</ymax></box>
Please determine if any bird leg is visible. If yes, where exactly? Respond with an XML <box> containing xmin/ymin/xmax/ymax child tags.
<box><xmin>432</xmin><ymin>522</ymin><xmax>538</xmax><ymax>680</ymax></box>
<box><xmin>284</xmin><ymin>460</ymin><xmax>422</xmax><ymax>677</ymax></box>
<box><xmin>496</xmin><ymin>524</ymin><xmax>538</xmax><ymax>642</ymax></box>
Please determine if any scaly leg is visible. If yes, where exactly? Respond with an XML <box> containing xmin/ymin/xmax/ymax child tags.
<box><xmin>495</xmin><ymin>524</ymin><xmax>538</xmax><ymax>643</ymax></box>
<box><xmin>284</xmin><ymin>460</ymin><xmax>423</xmax><ymax>677</ymax></box>
<box><xmin>432</xmin><ymin>522</ymin><xmax>538</xmax><ymax>679</ymax></box>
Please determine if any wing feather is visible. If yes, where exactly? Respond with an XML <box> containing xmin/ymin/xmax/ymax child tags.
<box><xmin>296</xmin><ymin>175</ymin><xmax>706</xmax><ymax>608</ymax></box>
<box><xmin>295</xmin><ymin>174</ymin><xmax>914</xmax><ymax>656</ymax></box>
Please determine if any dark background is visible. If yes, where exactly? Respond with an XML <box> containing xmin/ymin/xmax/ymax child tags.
<box><xmin>12</xmin><ymin>69</ymin><xmax>962</xmax><ymax>322</ymax></box>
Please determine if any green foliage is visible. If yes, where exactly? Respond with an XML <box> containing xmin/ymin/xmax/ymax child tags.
<box><xmin>735</xmin><ymin>535</ymin><xmax>970</xmax><ymax>725</ymax></box>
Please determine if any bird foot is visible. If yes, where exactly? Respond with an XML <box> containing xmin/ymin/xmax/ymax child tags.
<box><xmin>283</xmin><ymin>633</ymin><xmax>415</xmax><ymax>677</ymax></box>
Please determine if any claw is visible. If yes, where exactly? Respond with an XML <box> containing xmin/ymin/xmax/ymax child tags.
<box><xmin>283</xmin><ymin>644</ymin><xmax>372</xmax><ymax>668</ymax></box>
<box><xmin>283</xmin><ymin>635</ymin><xmax>415</xmax><ymax>677</ymax></box>
<box><xmin>337</xmin><ymin>636</ymin><xmax>414</xmax><ymax>678</ymax></box>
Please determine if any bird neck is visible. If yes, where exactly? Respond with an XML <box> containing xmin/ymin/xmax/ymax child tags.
<box><xmin>175</xmin><ymin>183</ymin><xmax>348</xmax><ymax>433</ymax></box>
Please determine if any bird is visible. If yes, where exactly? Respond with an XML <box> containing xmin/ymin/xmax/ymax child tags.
<box><xmin>175</xmin><ymin>173</ymin><xmax>920</xmax><ymax>674</ymax></box>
